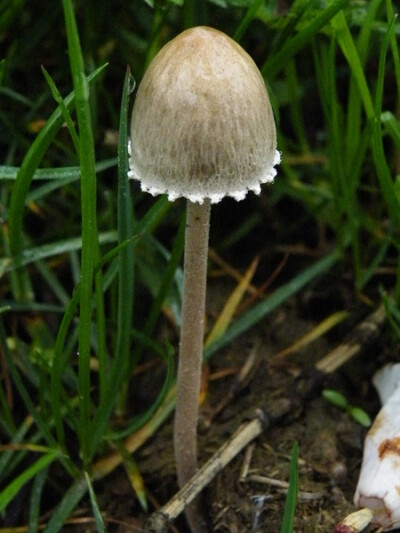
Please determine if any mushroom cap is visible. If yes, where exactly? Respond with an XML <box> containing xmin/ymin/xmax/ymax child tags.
<box><xmin>129</xmin><ymin>26</ymin><xmax>280</xmax><ymax>204</ymax></box>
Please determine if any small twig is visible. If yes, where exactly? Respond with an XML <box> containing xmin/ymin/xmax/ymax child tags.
<box><xmin>247</xmin><ymin>474</ymin><xmax>289</xmax><ymax>489</ymax></box>
<box><xmin>239</xmin><ymin>442</ymin><xmax>256</xmax><ymax>481</ymax></box>
<box><xmin>205</xmin><ymin>340</ymin><xmax>261</xmax><ymax>424</ymax></box>
<box><xmin>143</xmin><ymin>412</ymin><xmax>266</xmax><ymax>533</ymax></box>
<box><xmin>316</xmin><ymin>303</ymin><xmax>386</xmax><ymax>374</ymax></box>
<box><xmin>246</xmin><ymin>475</ymin><xmax>324</xmax><ymax>501</ymax></box>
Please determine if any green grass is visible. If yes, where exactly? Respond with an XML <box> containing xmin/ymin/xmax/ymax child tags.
<box><xmin>1</xmin><ymin>0</ymin><xmax>400</xmax><ymax>531</ymax></box>
<box><xmin>280</xmin><ymin>442</ymin><xmax>299</xmax><ymax>533</ymax></box>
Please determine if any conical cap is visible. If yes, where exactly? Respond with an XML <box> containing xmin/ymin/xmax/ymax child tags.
<box><xmin>129</xmin><ymin>26</ymin><xmax>280</xmax><ymax>204</ymax></box>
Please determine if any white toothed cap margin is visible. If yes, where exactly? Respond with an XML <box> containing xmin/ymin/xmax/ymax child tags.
<box><xmin>353</xmin><ymin>363</ymin><xmax>400</xmax><ymax>531</ymax></box>
<box><xmin>129</xmin><ymin>26</ymin><xmax>280</xmax><ymax>204</ymax></box>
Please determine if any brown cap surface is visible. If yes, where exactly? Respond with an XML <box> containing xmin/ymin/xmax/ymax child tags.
<box><xmin>129</xmin><ymin>26</ymin><xmax>280</xmax><ymax>204</ymax></box>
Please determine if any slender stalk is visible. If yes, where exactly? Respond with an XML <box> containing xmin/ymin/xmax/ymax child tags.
<box><xmin>174</xmin><ymin>199</ymin><xmax>211</xmax><ymax>533</ymax></box>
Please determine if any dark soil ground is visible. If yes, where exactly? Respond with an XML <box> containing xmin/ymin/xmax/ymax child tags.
<box><xmin>64</xmin><ymin>273</ymin><xmax>398</xmax><ymax>533</ymax></box>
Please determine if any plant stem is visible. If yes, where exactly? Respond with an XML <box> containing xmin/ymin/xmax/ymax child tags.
<box><xmin>174</xmin><ymin>199</ymin><xmax>211</xmax><ymax>533</ymax></box>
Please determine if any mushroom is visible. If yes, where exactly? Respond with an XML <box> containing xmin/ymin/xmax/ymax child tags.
<box><xmin>354</xmin><ymin>363</ymin><xmax>400</xmax><ymax>530</ymax></box>
<box><xmin>129</xmin><ymin>26</ymin><xmax>279</xmax><ymax>532</ymax></box>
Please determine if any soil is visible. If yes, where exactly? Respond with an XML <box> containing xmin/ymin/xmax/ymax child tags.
<box><xmin>4</xmin><ymin>255</ymin><xmax>397</xmax><ymax>533</ymax></box>
<box><xmin>73</xmin><ymin>274</ymin><xmax>398</xmax><ymax>533</ymax></box>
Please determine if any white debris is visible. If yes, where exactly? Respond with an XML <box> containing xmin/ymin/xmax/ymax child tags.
<box><xmin>334</xmin><ymin>508</ymin><xmax>374</xmax><ymax>533</ymax></box>
<box><xmin>354</xmin><ymin>363</ymin><xmax>400</xmax><ymax>531</ymax></box>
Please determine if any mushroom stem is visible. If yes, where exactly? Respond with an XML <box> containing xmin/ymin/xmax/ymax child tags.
<box><xmin>174</xmin><ymin>198</ymin><xmax>211</xmax><ymax>533</ymax></box>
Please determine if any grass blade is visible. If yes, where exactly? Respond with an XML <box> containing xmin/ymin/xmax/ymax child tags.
<box><xmin>280</xmin><ymin>442</ymin><xmax>299</xmax><ymax>533</ymax></box>
<box><xmin>0</xmin><ymin>318</ymin><xmax>57</xmax><ymax>450</ymax></box>
<box><xmin>372</xmin><ymin>17</ymin><xmax>400</xmax><ymax>228</ymax></box>
<box><xmin>117</xmin><ymin>446</ymin><xmax>148</xmax><ymax>512</ymax></box>
<box><xmin>2</xmin><ymin>232</ymin><xmax>117</xmax><ymax>273</ymax></box>
<box><xmin>330</xmin><ymin>10</ymin><xmax>374</xmax><ymax>120</ymax></box>
<box><xmin>110</xmin><ymin>68</ymin><xmax>135</xmax><ymax>403</ymax></box>
<box><xmin>7</xmin><ymin>63</ymin><xmax>107</xmax><ymax>259</ymax></box>
<box><xmin>132</xmin><ymin>214</ymin><xmax>185</xmax><ymax>366</ymax></box>
<box><xmin>0</xmin><ymin>451</ymin><xmax>58</xmax><ymax>514</ymax></box>
<box><xmin>386</xmin><ymin>0</ymin><xmax>400</xmax><ymax>109</ymax></box>
<box><xmin>85</xmin><ymin>472</ymin><xmax>106</xmax><ymax>533</ymax></box>
<box><xmin>28</xmin><ymin>466</ymin><xmax>49</xmax><ymax>533</ymax></box>
<box><xmin>89</xmin><ymin>196</ymin><xmax>171</xmax><ymax>452</ymax></box>
<box><xmin>0</xmin><ymin>59</ymin><xmax>5</xmax><ymax>86</ymax></box>
<box><xmin>262</xmin><ymin>0</ymin><xmax>347</xmax><ymax>79</ymax></box>
<box><xmin>233</xmin><ymin>0</ymin><xmax>264</xmax><ymax>42</ymax></box>
<box><xmin>62</xmin><ymin>0</ymin><xmax>99</xmax><ymax>465</ymax></box>
<box><xmin>41</xmin><ymin>65</ymin><xmax>80</xmax><ymax>153</ymax></box>
<box><xmin>205</xmin><ymin>257</ymin><xmax>258</xmax><ymax>349</ymax></box>
<box><xmin>43</xmin><ymin>476</ymin><xmax>88</xmax><ymax>533</ymax></box>
<box><xmin>0</xmin><ymin>159</ymin><xmax>116</xmax><ymax>182</ymax></box>
<box><xmin>108</xmin><ymin>342</ymin><xmax>175</xmax><ymax>440</ymax></box>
